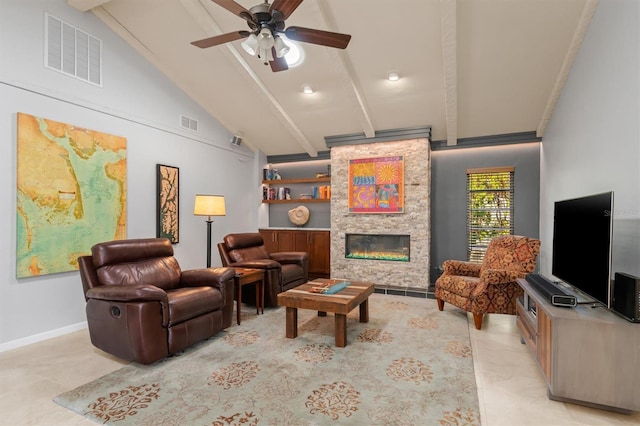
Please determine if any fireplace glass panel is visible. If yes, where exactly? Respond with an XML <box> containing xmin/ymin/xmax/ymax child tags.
<box><xmin>345</xmin><ymin>234</ymin><xmax>410</xmax><ymax>262</ymax></box>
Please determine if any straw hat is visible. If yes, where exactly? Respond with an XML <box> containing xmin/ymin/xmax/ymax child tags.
<box><xmin>288</xmin><ymin>205</ymin><xmax>310</xmax><ymax>226</ymax></box>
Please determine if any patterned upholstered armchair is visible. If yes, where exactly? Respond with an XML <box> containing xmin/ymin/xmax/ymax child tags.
<box><xmin>435</xmin><ymin>235</ymin><xmax>540</xmax><ymax>330</ymax></box>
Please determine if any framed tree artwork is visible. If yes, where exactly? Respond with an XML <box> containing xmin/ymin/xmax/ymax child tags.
<box><xmin>157</xmin><ymin>164</ymin><xmax>179</xmax><ymax>243</ymax></box>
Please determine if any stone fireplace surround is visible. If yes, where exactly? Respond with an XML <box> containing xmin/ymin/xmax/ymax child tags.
<box><xmin>330</xmin><ymin>139</ymin><xmax>431</xmax><ymax>294</ymax></box>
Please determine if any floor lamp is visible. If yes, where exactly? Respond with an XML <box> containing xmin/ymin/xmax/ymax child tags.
<box><xmin>193</xmin><ymin>194</ymin><xmax>226</xmax><ymax>268</ymax></box>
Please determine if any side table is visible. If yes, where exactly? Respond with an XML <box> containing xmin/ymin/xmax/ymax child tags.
<box><xmin>233</xmin><ymin>268</ymin><xmax>265</xmax><ymax>325</ymax></box>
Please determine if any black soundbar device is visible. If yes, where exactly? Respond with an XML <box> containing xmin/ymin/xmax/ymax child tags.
<box><xmin>525</xmin><ymin>274</ymin><xmax>577</xmax><ymax>307</ymax></box>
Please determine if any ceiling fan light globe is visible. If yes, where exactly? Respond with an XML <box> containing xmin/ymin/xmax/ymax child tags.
<box><xmin>257</xmin><ymin>28</ymin><xmax>274</xmax><ymax>49</ymax></box>
<box><xmin>274</xmin><ymin>36</ymin><xmax>290</xmax><ymax>58</ymax></box>
<box><xmin>241</xmin><ymin>34</ymin><xmax>258</xmax><ymax>56</ymax></box>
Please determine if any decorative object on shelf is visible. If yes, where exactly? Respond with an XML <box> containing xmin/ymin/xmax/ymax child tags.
<box><xmin>193</xmin><ymin>194</ymin><xmax>226</xmax><ymax>267</ymax></box>
<box><xmin>288</xmin><ymin>205</ymin><xmax>310</xmax><ymax>226</ymax></box>
<box><xmin>156</xmin><ymin>164</ymin><xmax>179</xmax><ymax>243</ymax></box>
<box><xmin>262</xmin><ymin>166</ymin><xmax>281</xmax><ymax>180</ymax></box>
<box><xmin>348</xmin><ymin>156</ymin><xmax>404</xmax><ymax>214</ymax></box>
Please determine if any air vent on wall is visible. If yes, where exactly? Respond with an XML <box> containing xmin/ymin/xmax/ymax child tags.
<box><xmin>45</xmin><ymin>13</ymin><xmax>102</xmax><ymax>86</ymax></box>
<box><xmin>180</xmin><ymin>115</ymin><xmax>198</xmax><ymax>132</ymax></box>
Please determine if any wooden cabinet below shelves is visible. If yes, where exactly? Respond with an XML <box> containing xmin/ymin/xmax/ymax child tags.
<box><xmin>306</xmin><ymin>231</ymin><xmax>330</xmax><ymax>278</ymax></box>
<box><xmin>259</xmin><ymin>229</ymin><xmax>280</xmax><ymax>253</ymax></box>
<box><xmin>259</xmin><ymin>229</ymin><xmax>330</xmax><ymax>279</ymax></box>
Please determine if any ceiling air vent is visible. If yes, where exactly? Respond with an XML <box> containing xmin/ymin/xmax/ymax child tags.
<box><xmin>180</xmin><ymin>115</ymin><xmax>198</xmax><ymax>132</ymax></box>
<box><xmin>45</xmin><ymin>13</ymin><xmax>102</xmax><ymax>86</ymax></box>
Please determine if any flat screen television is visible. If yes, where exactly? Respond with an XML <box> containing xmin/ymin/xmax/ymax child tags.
<box><xmin>552</xmin><ymin>191</ymin><xmax>614</xmax><ymax>307</ymax></box>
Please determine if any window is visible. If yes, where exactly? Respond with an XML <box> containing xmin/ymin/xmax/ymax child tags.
<box><xmin>467</xmin><ymin>167</ymin><xmax>514</xmax><ymax>262</ymax></box>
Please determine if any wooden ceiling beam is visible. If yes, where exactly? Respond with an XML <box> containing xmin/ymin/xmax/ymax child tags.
<box><xmin>441</xmin><ymin>0</ymin><xmax>458</xmax><ymax>146</ymax></box>
<box><xmin>179</xmin><ymin>0</ymin><xmax>318</xmax><ymax>157</ymax></box>
<box><xmin>67</xmin><ymin>0</ymin><xmax>111</xmax><ymax>12</ymax></box>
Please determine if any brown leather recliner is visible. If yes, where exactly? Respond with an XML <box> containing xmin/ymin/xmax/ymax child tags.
<box><xmin>78</xmin><ymin>238</ymin><xmax>235</xmax><ymax>365</ymax></box>
<box><xmin>218</xmin><ymin>233</ymin><xmax>308</xmax><ymax>307</ymax></box>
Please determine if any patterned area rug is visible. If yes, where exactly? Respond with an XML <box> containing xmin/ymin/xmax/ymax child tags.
<box><xmin>54</xmin><ymin>294</ymin><xmax>480</xmax><ymax>425</ymax></box>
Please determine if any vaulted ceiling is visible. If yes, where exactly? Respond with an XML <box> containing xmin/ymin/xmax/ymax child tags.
<box><xmin>68</xmin><ymin>0</ymin><xmax>597</xmax><ymax>157</ymax></box>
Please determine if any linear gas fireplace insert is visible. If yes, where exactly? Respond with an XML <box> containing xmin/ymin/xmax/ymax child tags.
<box><xmin>345</xmin><ymin>233</ymin><xmax>410</xmax><ymax>262</ymax></box>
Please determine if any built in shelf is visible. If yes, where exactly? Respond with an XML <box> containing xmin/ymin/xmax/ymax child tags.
<box><xmin>262</xmin><ymin>177</ymin><xmax>331</xmax><ymax>203</ymax></box>
<box><xmin>262</xmin><ymin>177</ymin><xmax>331</xmax><ymax>185</ymax></box>
<box><xmin>262</xmin><ymin>198</ymin><xmax>330</xmax><ymax>204</ymax></box>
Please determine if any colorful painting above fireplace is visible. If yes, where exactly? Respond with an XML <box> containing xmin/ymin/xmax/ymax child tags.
<box><xmin>348</xmin><ymin>156</ymin><xmax>404</xmax><ymax>213</ymax></box>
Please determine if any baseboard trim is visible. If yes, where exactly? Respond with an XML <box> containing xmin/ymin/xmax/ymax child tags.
<box><xmin>0</xmin><ymin>321</ymin><xmax>87</xmax><ymax>353</ymax></box>
<box><xmin>374</xmin><ymin>285</ymin><xmax>435</xmax><ymax>299</ymax></box>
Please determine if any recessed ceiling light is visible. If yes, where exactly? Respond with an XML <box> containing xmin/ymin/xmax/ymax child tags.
<box><xmin>388</xmin><ymin>72</ymin><xmax>400</xmax><ymax>82</ymax></box>
<box><xmin>302</xmin><ymin>85</ymin><xmax>314</xmax><ymax>94</ymax></box>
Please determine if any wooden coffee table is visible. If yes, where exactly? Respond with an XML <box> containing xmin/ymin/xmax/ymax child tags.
<box><xmin>276</xmin><ymin>279</ymin><xmax>375</xmax><ymax>347</ymax></box>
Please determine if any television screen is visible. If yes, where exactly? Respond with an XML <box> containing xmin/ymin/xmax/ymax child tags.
<box><xmin>552</xmin><ymin>191</ymin><xmax>613</xmax><ymax>307</ymax></box>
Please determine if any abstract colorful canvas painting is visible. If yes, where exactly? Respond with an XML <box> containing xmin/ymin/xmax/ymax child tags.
<box><xmin>348</xmin><ymin>156</ymin><xmax>404</xmax><ymax>214</ymax></box>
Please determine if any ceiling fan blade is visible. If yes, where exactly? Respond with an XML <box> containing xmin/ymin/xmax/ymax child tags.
<box><xmin>284</xmin><ymin>26</ymin><xmax>351</xmax><ymax>49</ymax></box>
<box><xmin>269</xmin><ymin>47</ymin><xmax>289</xmax><ymax>72</ymax></box>
<box><xmin>191</xmin><ymin>31</ymin><xmax>249</xmax><ymax>49</ymax></box>
<box><xmin>270</xmin><ymin>0</ymin><xmax>304</xmax><ymax>20</ymax></box>
<box><xmin>211</xmin><ymin>0</ymin><xmax>256</xmax><ymax>26</ymax></box>
<box><xmin>211</xmin><ymin>0</ymin><xmax>251</xmax><ymax>18</ymax></box>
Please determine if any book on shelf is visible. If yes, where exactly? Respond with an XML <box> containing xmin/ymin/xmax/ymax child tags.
<box><xmin>312</xmin><ymin>185</ymin><xmax>331</xmax><ymax>199</ymax></box>
<box><xmin>309</xmin><ymin>280</ymin><xmax>350</xmax><ymax>294</ymax></box>
<box><xmin>262</xmin><ymin>186</ymin><xmax>291</xmax><ymax>200</ymax></box>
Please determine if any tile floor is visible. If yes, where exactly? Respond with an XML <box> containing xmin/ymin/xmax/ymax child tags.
<box><xmin>1</xmin><ymin>309</ymin><xmax>639</xmax><ymax>425</ymax></box>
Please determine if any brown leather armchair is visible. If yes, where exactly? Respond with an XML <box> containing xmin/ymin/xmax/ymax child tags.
<box><xmin>218</xmin><ymin>233</ymin><xmax>308</xmax><ymax>307</ymax></box>
<box><xmin>78</xmin><ymin>238</ymin><xmax>235</xmax><ymax>365</ymax></box>
<box><xmin>435</xmin><ymin>235</ymin><xmax>540</xmax><ymax>330</ymax></box>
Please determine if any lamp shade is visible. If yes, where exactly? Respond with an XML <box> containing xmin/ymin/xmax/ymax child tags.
<box><xmin>274</xmin><ymin>36</ymin><xmax>290</xmax><ymax>58</ymax></box>
<box><xmin>194</xmin><ymin>194</ymin><xmax>226</xmax><ymax>217</ymax></box>
<box><xmin>241</xmin><ymin>33</ymin><xmax>258</xmax><ymax>56</ymax></box>
<box><xmin>257</xmin><ymin>28</ymin><xmax>274</xmax><ymax>49</ymax></box>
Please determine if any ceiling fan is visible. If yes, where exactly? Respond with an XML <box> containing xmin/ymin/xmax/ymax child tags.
<box><xmin>191</xmin><ymin>0</ymin><xmax>352</xmax><ymax>72</ymax></box>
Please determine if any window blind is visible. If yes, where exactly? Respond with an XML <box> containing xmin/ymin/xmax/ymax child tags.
<box><xmin>467</xmin><ymin>167</ymin><xmax>515</xmax><ymax>262</ymax></box>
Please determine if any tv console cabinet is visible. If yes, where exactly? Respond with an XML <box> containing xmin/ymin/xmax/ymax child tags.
<box><xmin>516</xmin><ymin>278</ymin><xmax>640</xmax><ymax>413</ymax></box>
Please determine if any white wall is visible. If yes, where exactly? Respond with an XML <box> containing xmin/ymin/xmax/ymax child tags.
<box><xmin>0</xmin><ymin>0</ymin><xmax>259</xmax><ymax>349</ymax></box>
<box><xmin>540</xmin><ymin>0</ymin><xmax>640</xmax><ymax>279</ymax></box>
